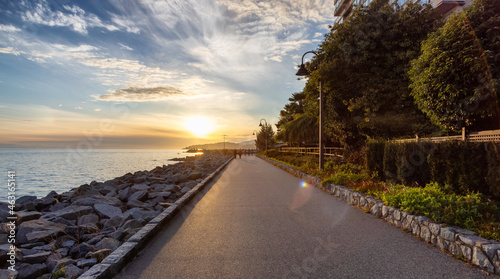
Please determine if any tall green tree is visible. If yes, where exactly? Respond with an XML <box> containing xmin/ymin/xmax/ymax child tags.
<box><xmin>409</xmin><ymin>0</ymin><xmax>500</xmax><ymax>133</ymax></box>
<box><xmin>276</xmin><ymin>92</ymin><xmax>319</xmax><ymax>146</ymax></box>
<box><xmin>304</xmin><ymin>0</ymin><xmax>442</xmax><ymax>149</ymax></box>
<box><xmin>255</xmin><ymin>123</ymin><xmax>275</xmax><ymax>152</ymax></box>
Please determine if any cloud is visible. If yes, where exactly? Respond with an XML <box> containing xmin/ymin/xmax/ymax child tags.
<box><xmin>0</xmin><ymin>24</ymin><xmax>21</xmax><ymax>32</ymax></box>
<box><xmin>118</xmin><ymin>43</ymin><xmax>134</xmax><ymax>51</ymax></box>
<box><xmin>0</xmin><ymin>47</ymin><xmax>24</xmax><ymax>56</ymax></box>
<box><xmin>96</xmin><ymin>86</ymin><xmax>187</xmax><ymax>102</ymax></box>
<box><xmin>21</xmin><ymin>0</ymin><xmax>136</xmax><ymax>34</ymax></box>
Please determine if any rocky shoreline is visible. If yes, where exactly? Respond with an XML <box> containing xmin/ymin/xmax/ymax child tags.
<box><xmin>0</xmin><ymin>153</ymin><xmax>232</xmax><ymax>279</ymax></box>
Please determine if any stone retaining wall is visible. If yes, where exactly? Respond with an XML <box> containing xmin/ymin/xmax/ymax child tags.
<box><xmin>258</xmin><ymin>155</ymin><xmax>500</xmax><ymax>275</ymax></box>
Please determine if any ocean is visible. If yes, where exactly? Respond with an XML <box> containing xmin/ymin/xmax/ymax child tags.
<box><xmin>0</xmin><ymin>148</ymin><xmax>196</xmax><ymax>202</ymax></box>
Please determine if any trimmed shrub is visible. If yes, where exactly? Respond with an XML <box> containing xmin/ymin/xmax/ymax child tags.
<box><xmin>367</xmin><ymin>139</ymin><xmax>500</xmax><ymax>198</ymax></box>
<box><xmin>365</xmin><ymin>139</ymin><xmax>385</xmax><ymax>180</ymax></box>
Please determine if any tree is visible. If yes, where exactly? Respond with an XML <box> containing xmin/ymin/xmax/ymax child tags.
<box><xmin>305</xmin><ymin>0</ymin><xmax>442</xmax><ymax>149</ymax></box>
<box><xmin>276</xmin><ymin>92</ymin><xmax>319</xmax><ymax>146</ymax></box>
<box><xmin>409</xmin><ymin>0</ymin><xmax>500</xmax><ymax>133</ymax></box>
<box><xmin>255</xmin><ymin>123</ymin><xmax>275</xmax><ymax>152</ymax></box>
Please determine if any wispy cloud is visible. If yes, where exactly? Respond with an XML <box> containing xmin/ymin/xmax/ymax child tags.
<box><xmin>20</xmin><ymin>0</ymin><xmax>138</xmax><ymax>34</ymax></box>
<box><xmin>0</xmin><ymin>24</ymin><xmax>21</xmax><ymax>32</ymax></box>
<box><xmin>96</xmin><ymin>86</ymin><xmax>187</xmax><ymax>102</ymax></box>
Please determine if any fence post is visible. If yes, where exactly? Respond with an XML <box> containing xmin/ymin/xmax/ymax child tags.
<box><xmin>462</xmin><ymin>127</ymin><xmax>466</xmax><ymax>141</ymax></box>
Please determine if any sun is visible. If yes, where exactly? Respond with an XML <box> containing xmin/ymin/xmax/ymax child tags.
<box><xmin>184</xmin><ymin>116</ymin><xmax>215</xmax><ymax>138</ymax></box>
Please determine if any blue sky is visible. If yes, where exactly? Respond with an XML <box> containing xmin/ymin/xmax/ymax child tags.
<box><xmin>0</xmin><ymin>0</ymin><xmax>334</xmax><ymax>148</ymax></box>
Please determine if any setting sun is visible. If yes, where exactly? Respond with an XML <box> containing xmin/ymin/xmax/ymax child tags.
<box><xmin>184</xmin><ymin>116</ymin><xmax>215</xmax><ymax>138</ymax></box>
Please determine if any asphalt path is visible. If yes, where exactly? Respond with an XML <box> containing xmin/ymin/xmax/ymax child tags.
<box><xmin>114</xmin><ymin>155</ymin><xmax>491</xmax><ymax>279</ymax></box>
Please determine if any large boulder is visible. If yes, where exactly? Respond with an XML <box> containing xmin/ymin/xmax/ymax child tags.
<box><xmin>118</xmin><ymin>187</ymin><xmax>132</xmax><ymax>202</ymax></box>
<box><xmin>72</xmin><ymin>195</ymin><xmax>122</xmax><ymax>208</ymax></box>
<box><xmin>128</xmin><ymin>190</ymin><xmax>148</xmax><ymax>202</ymax></box>
<box><xmin>16</xmin><ymin>263</ymin><xmax>48</xmax><ymax>279</ymax></box>
<box><xmin>43</xmin><ymin>205</ymin><xmax>94</xmax><ymax>220</ymax></box>
<box><xmin>70</xmin><ymin>242</ymin><xmax>95</xmax><ymax>259</ymax></box>
<box><xmin>17</xmin><ymin>220</ymin><xmax>66</xmax><ymax>245</ymax></box>
<box><xmin>94</xmin><ymin>204</ymin><xmax>122</xmax><ymax>219</ymax></box>
<box><xmin>77</xmin><ymin>214</ymin><xmax>100</xmax><ymax>226</ymax></box>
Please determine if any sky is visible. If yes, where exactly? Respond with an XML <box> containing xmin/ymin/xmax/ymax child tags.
<box><xmin>0</xmin><ymin>0</ymin><xmax>334</xmax><ymax>149</ymax></box>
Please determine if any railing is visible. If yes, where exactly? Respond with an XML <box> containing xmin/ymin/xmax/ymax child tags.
<box><xmin>394</xmin><ymin>128</ymin><xmax>500</xmax><ymax>143</ymax></box>
<box><xmin>279</xmin><ymin>147</ymin><xmax>344</xmax><ymax>158</ymax></box>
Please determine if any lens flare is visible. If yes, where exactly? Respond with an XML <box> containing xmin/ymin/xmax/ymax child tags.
<box><xmin>300</xmin><ymin>181</ymin><xmax>307</xmax><ymax>187</ymax></box>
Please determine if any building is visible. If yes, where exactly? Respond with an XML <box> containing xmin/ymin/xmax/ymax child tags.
<box><xmin>334</xmin><ymin>0</ymin><xmax>472</xmax><ymax>23</ymax></box>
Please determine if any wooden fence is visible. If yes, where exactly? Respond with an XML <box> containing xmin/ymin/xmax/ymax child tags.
<box><xmin>279</xmin><ymin>147</ymin><xmax>344</xmax><ymax>158</ymax></box>
<box><xmin>394</xmin><ymin>128</ymin><xmax>500</xmax><ymax>143</ymax></box>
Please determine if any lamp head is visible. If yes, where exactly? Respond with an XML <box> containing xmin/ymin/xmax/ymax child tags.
<box><xmin>295</xmin><ymin>64</ymin><xmax>310</xmax><ymax>76</ymax></box>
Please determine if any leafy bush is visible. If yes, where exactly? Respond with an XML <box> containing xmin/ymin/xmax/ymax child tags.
<box><xmin>377</xmin><ymin>182</ymin><xmax>499</xmax><ymax>239</ymax></box>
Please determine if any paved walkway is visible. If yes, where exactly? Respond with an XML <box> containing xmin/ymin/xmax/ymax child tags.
<box><xmin>114</xmin><ymin>156</ymin><xmax>490</xmax><ymax>278</ymax></box>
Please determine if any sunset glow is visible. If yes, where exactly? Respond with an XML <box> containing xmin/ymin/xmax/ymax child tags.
<box><xmin>184</xmin><ymin>116</ymin><xmax>215</xmax><ymax>138</ymax></box>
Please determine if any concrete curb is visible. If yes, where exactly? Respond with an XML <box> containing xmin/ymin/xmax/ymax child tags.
<box><xmin>78</xmin><ymin>157</ymin><xmax>233</xmax><ymax>279</ymax></box>
<box><xmin>257</xmin><ymin>155</ymin><xmax>500</xmax><ymax>275</ymax></box>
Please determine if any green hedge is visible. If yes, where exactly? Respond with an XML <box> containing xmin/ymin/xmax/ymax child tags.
<box><xmin>366</xmin><ymin>140</ymin><xmax>500</xmax><ymax>198</ymax></box>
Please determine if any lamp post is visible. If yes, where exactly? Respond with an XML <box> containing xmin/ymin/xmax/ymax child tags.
<box><xmin>252</xmin><ymin>130</ymin><xmax>258</xmax><ymax>154</ymax></box>
<box><xmin>296</xmin><ymin>51</ymin><xmax>324</xmax><ymax>170</ymax></box>
<box><xmin>259</xmin><ymin>119</ymin><xmax>268</xmax><ymax>155</ymax></box>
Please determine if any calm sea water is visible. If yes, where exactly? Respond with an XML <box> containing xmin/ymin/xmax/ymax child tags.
<box><xmin>0</xmin><ymin>149</ymin><xmax>195</xmax><ymax>202</ymax></box>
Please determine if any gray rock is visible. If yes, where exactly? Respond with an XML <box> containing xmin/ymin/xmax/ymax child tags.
<box><xmin>132</xmin><ymin>183</ymin><xmax>150</xmax><ymax>191</ymax></box>
<box><xmin>34</xmin><ymin>197</ymin><xmax>58</xmax><ymax>210</ymax></box>
<box><xmin>188</xmin><ymin>171</ymin><xmax>202</xmax><ymax>180</ymax></box>
<box><xmin>122</xmin><ymin>219</ymin><xmax>143</xmax><ymax>231</ymax></box>
<box><xmin>16</xmin><ymin>195</ymin><xmax>38</xmax><ymax>205</ymax></box>
<box><xmin>103</xmin><ymin>215</ymin><xmax>124</xmax><ymax>231</ymax></box>
<box><xmin>370</xmin><ymin>203</ymin><xmax>382</xmax><ymax>217</ymax></box>
<box><xmin>45</xmin><ymin>255</ymin><xmax>72</xmax><ymax>273</ymax></box>
<box><xmin>44</xmin><ymin>205</ymin><xmax>94</xmax><ymax>220</ymax></box>
<box><xmin>61</xmin><ymin>240</ymin><xmax>76</xmax><ymax>248</ymax></box>
<box><xmin>72</xmin><ymin>184</ymin><xmax>101</xmax><ymax>198</ymax></box>
<box><xmin>94</xmin><ymin>204</ymin><xmax>122</xmax><ymax>219</ymax></box>
<box><xmin>70</xmin><ymin>242</ymin><xmax>95</xmax><ymax>259</ymax></box>
<box><xmin>472</xmin><ymin>247</ymin><xmax>494</xmax><ymax>273</ymax></box>
<box><xmin>482</xmin><ymin>243</ymin><xmax>500</xmax><ymax>259</ymax></box>
<box><xmin>118</xmin><ymin>187</ymin><xmax>132</xmax><ymax>201</ymax></box>
<box><xmin>23</xmin><ymin>251</ymin><xmax>51</xmax><ymax>264</ymax></box>
<box><xmin>15</xmin><ymin>211</ymin><xmax>42</xmax><ymax>223</ymax></box>
<box><xmin>63</xmin><ymin>264</ymin><xmax>83</xmax><ymax>279</ymax></box>
<box><xmin>151</xmin><ymin>184</ymin><xmax>175</xmax><ymax>192</ymax></box>
<box><xmin>96</xmin><ymin>237</ymin><xmax>121</xmax><ymax>250</ymax></box>
<box><xmin>458</xmin><ymin>235</ymin><xmax>486</xmax><ymax>247</ymax></box>
<box><xmin>72</xmin><ymin>195</ymin><xmax>122</xmax><ymax>207</ymax></box>
<box><xmin>420</xmin><ymin>226</ymin><xmax>432</xmax><ymax>243</ymax></box>
<box><xmin>44</xmin><ymin>191</ymin><xmax>59</xmax><ymax>199</ymax></box>
<box><xmin>77</xmin><ymin>214</ymin><xmax>100</xmax><ymax>226</ymax></box>
<box><xmin>127</xmin><ymin>199</ymin><xmax>149</xmax><ymax>209</ymax></box>
<box><xmin>26</xmin><ymin>229</ymin><xmax>61</xmax><ymax>244</ymax></box>
<box><xmin>180</xmin><ymin>186</ymin><xmax>191</xmax><ymax>194</ymax></box>
<box><xmin>122</xmin><ymin>208</ymin><xmax>158</xmax><ymax>222</ymax></box>
<box><xmin>440</xmin><ymin>227</ymin><xmax>456</xmax><ymax>242</ymax></box>
<box><xmin>128</xmin><ymin>190</ymin><xmax>148</xmax><ymax>202</ymax></box>
<box><xmin>76</xmin><ymin>257</ymin><xmax>98</xmax><ymax>268</ymax></box>
<box><xmin>460</xmin><ymin>244</ymin><xmax>472</xmax><ymax>260</ymax></box>
<box><xmin>86</xmin><ymin>248</ymin><xmax>113</xmax><ymax>261</ymax></box>
<box><xmin>17</xmin><ymin>220</ymin><xmax>66</xmax><ymax>245</ymax></box>
<box><xmin>17</xmin><ymin>263</ymin><xmax>47</xmax><ymax>279</ymax></box>
<box><xmin>0</xmin><ymin>270</ymin><xmax>17</xmax><ymax>279</ymax></box>
<box><xmin>428</xmin><ymin>222</ymin><xmax>441</xmax><ymax>236</ymax></box>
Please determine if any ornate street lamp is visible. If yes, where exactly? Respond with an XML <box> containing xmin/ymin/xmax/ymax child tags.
<box><xmin>296</xmin><ymin>51</ymin><xmax>324</xmax><ymax>170</ymax></box>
